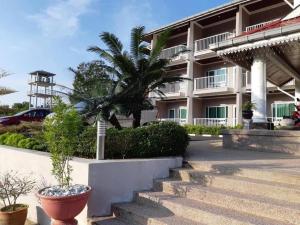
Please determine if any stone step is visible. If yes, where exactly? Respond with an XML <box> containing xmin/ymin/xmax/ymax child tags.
<box><xmin>183</xmin><ymin>163</ymin><xmax>300</xmax><ymax>186</ymax></box>
<box><xmin>152</xmin><ymin>179</ymin><xmax>300</xmax><ymax>224</ymax></box>
<box><xmin>93</xmin><ymin>217</ymin><xmax>129</xmax><ymax>225</ymax></box>
<box><xmin>155</xmin><ymin>173</ymin><xmax>300</xmax><ymax>204</ymax></box>
<box><xmin>112</xmin><ymin>202</ymin><xmax>202</xmax><ymax>225</ymax></box>
<box><xmin>136</xmin><ymin>192</ymin><xmax>292</xmax><ymax>225</ymax></box>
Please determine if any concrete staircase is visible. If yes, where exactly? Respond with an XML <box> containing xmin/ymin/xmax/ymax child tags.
<box><xmin>95</xmin><ymin>140</ymin><xmax>300</xmax><ymax>225</ymax></box>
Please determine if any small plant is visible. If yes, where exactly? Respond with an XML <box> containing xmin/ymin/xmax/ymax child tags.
<box><xmin>0</xmin><ymin>171</ymin><xmax>35</xmax><ymax>212</ymax></box>
<box><xmin>242</xmin><ymin>101</ymin><xmax>256</xmax><ymax>111</ymax></box>
<box><xmin>44</xmin><ymin>98</ymin><xmax>82</xmax><ymax>188</ymax></box>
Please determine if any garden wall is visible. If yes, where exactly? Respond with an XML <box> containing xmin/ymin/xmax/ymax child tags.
<box><xmin>0</xmin><ymin>145</ymin><xmax>182</xmax><ymax>225</ymax></box>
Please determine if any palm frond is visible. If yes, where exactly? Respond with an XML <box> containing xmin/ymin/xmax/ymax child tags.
<box><xmin>100</xmin><ymin>32</ymin><xmax>123</xmax><ymax>56</ymax></box>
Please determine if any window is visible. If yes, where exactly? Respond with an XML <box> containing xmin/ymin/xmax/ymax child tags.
<box><xmin>169</xmin><ymin>109</ymin><xmax>175</xmax><ymax>119</ymax></box>
<box><xmin>205</xmin><ymin>68</ymin><xmax>227</xmax><ymax>88</ymax></box>
<box><xmin>272</xmin><ymin>103</ymin><xmax>294</xmax><ymax>118</ymax></box>
<box><xmin>206</xmin><ymin>106</ymin><xmax>228</xmax><ymax>118</ymax></box>
<box><xmin>179</xmin><ymin>108</ymin><xmax>187</xmax><ymax>119</ymax></box>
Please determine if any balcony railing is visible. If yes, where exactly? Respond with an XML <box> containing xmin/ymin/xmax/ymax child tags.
<box><xmin>28</xmin><ymin>77</ymin><xmax>55</xmax><ymax>84</ymax></box>
<box><xmin>160</xmin><ymin>45</ymin><xmax>187</xmax><ymax>59</ymax></box>
<box><xmin>245</xmin><ymin>19</ymin><xmax>279</xmax><ymax>32</ymax></box>
<box><xmin>194</xmin><ymin>74</ymin><xmax>232</xmax><ymax>90</ymax></box>
<box><xmin>194</xmin><ymin>118</ymin><xmax>237</xmax><ymax>127</ymax></box>
<box><xmin>159</xmin><ymin>118</ymin><xmax>187</xmax><ymax>125</ymax></box>
<box><xmin>28</xmin><ymin>89</ymin><xmax>56</xmax><ymax>96</ymax></box>
<box><xmin>194</xmin><ymin>32</ymin><xmax>235</xmax><ymax>52</ymax></box>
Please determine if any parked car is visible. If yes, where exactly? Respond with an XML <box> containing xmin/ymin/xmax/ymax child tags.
<box><xmin>0</xmin><ymin>109</ymin><xmax>51</xmax><ymax>126</ymax></box>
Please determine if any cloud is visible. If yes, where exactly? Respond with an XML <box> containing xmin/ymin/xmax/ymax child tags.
<box><xmin>30</xmin><ymin>0</ymin><xmax>92</xmax><ymax>38</ymax></box>
<box><xmin>113</xmin><ymin>0</ymin><xmax>159</xmax><ymax>46</ymax></box>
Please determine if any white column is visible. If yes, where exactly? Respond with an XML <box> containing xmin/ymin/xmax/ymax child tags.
<box><xmin>251</xmin><ymin>57</ymin><xmax>267</xmax><ymax>123</ymax></box>
<box><xmin>295</xmin><ymin>79</ymin><xmax>300</xmax><ymax>103</ymax></box>
<box><xmin>186</xmin><ymin>22</ymin><xmax>195</xmax><ymax>124</ymax></box>
<box><xmin>235</xmin><ymin>66</ymin><xmax>243</xmax><ymax>125</ymax></box>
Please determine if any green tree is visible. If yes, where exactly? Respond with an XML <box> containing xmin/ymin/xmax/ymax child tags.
<box><xmin>44</xmin><ymin>98</ymin><xmax>83</xmax><ymax>187</ymax></box>
<box><xmin>88</xmin><ymin>26</ymin><xmax>186</xmax><ymax>128</ymax></box>
<box><xmin>69</xmin><ymin>61</ymin><xmax>112</xmax><ymax>104</ymax></box>
<box><xmin>11</xmin><ymin>102</ymin><xmax>30</xmax><ymax>113</ymax></box>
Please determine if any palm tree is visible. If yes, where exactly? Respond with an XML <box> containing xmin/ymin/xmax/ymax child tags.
<box><xmin>88</xmin><ymin>26</ymin><xmax>187</xmax><ymax>128</ymax></box>
<box><xmin>0</xmin><ymin>69</ymin><xmax>15</xmax><ymax>96</ymax></box>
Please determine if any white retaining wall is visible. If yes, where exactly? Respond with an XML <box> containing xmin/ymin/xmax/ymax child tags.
<box><xmin>0</xmin><ymin>145</ymin><xmax>182</xmax><ymax>225</ymax></box>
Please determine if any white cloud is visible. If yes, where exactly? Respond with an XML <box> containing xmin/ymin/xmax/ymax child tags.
<box><xmin>30</xmin><ymin>0</ymin><xmax>92</xmax><ymax>38</ymax></box>
<box><xmin>113</xmin><ymin>0</ymin><xmax>159</xmax><ymax>46</ymax></box>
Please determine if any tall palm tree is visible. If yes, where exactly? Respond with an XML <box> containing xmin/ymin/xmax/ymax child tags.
<box><xmin>0</xmin><ymin>69</ymin><xmax>15</xmax><ymax>96</ymax></box>
<box><xmin>88</xmin><ymin>26</ymin><xmax>187</xmax><ymax>128</ymax></box>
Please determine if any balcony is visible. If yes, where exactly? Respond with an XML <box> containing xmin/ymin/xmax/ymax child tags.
<box><xmin>194</xmin><ymin>74</ymin><xmax>234</xmax><ymax>96</ymax></box>
<box><xmin>28</xmin><ymin>89</ymin><xmax>56</xmax><ymax>97</ymax></box>
<box><xmin>245</xmin><ymin>19</ymin><xmax>280</xmax><ymax>32</ymax></box>
<box><xmin>160</xmin><ymin>45</ymin><xmax>188</xmax><ymax>63</ymax></box>
<box><xmin>194</xmin><ymin>32</ymin><xmax>235</xmax><ymax>55</ymax></box>
<box><xmin>194</xmin><ymin>118</ymin><xmax>237</xmax><ymax>127</ymax></box>
<box><xmin>28</xmin><ymin>77</ymin><xmax>56</xmax><ymax>86</ymax></box>
<box><xmin>150</xmin><ymin>80</ymin><xmax>187</xmax><ymax>99</ymax></box>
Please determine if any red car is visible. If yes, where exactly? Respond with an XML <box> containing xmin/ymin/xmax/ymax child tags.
<box><xmin>0</xmin><ymin>109</ymin><xmax>51</xmax><ymax>126</ymax></box>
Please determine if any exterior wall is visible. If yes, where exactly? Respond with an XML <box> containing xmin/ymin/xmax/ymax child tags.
<box><xmin>157</xmin><ymin>100</ymin><xmax>187</xmax><ymax>118</ymax></box>
<box><xmin>149</xmin><ymin>1</ymin><xmax>296</xmax><ymax>125</ymax></box>
<box><xmin>0</xmin><ymin>146</ymin><xmax>182</xmax><ymax>225</ymax></box>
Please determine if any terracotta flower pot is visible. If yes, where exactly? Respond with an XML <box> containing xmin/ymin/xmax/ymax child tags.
<box><xmin>37</xmin><ymin>186</ymin><xmax>91</xmax><ymax>225</ymax></box>
<box><xmin>0</xmin><ymin>204</ymin><xmax>28</xmax><ymax>225</ymax></box>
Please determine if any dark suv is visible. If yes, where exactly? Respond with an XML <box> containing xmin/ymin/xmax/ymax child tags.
<box><xmin>0</xmin><ymin>109</ymin><xmax>51</xmax><ymax>126</ymax></box>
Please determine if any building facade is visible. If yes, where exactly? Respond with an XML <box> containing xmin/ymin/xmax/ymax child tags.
<box><xmin>144</xmin><ymin>0</ymin><xmax>298</xmax><ymax>127</ymax></box>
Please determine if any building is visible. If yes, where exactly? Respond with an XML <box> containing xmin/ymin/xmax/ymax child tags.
<box><xmin>28</xmin><ymin>70</ymin><xmax>56</xmax><ymax>109</ymax></box>
<box><xmin>144</xmin><ymin>0</ymin><xmax>299</xmax><ymax>127</ymax></box>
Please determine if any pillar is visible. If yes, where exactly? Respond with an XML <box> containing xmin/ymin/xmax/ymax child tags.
<box><xmin>186</xmin><ymin>22</ymin><xmax>195</xmax><ymax>124</ymax></box>
<box><xmin>251</xmin><ymin>57</ymin><xmax>267</xmax><ymax>123</ymax></box>
<box><xmin>296</xmin><ymin>79</ymin><xmax>300</xmax><ymax>103</ymax></box>
<box><xmin>235</xmin><ymin>66</ymin><xmax>243</xmax><ymax>125</ymax></box>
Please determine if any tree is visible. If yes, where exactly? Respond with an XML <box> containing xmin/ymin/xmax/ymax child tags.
<box><xmin>0</xmin><ymin>69</ymin><xmax>15</xmax><ymax>96</ymax></box>
<box><xmin>11</xmin><ymin>102</ymin><xmax>30</xmax><ymax>113</ymax></box>
<box><xmin>88</xmin><ymin>26</ymin><xmax>186</xmax><ymax>128</ymax></box>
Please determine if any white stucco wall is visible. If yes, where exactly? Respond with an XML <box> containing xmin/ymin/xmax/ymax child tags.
<box><xmin>0</xmin><ymin>146</ymin><xmax>182</xmax><ymax>225</ymax></box>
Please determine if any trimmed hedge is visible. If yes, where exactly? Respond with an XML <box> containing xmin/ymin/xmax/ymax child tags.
<box><xmin>184</xmin><ymin>124</ymin><xmax>243</xmax><ymax>136</ymax></box>
<box><xmin>105</xmin><ymin>122</ymin><xmax>189</xmax><ymax>159</ymax></box>
<box><xmin>0</xmin><ymin>132</ymin><xmax>47</xmax><ymax>151</ymax></box>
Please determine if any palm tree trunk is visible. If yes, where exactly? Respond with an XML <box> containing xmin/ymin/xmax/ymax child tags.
<box><xmin>132</xmin><ymin>111</ymin><xmax>142</xmax><ymax>128</ymax></box>
<box><xmin>109</xmin><ymin>114</ymin><xmax>122</xmax><ymax>130</ymax></box>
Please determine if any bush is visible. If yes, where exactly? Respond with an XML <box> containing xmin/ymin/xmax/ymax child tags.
<box><xmin>184</xmin><ymin>124</ymin><xmax>243</xmax><ymax>136</ymax></box>
<box><xmin>76</xmin><ymin>125</ymin><xmax>97</xmax><ymax>158</ymax></box>
<box><xmin>0</xmin><ymin>122</ymin><xmax>43</xmax><ymax>136</ymax></box>
<box><xmin>105</xmin><ymin>122</ymin><xmax>189</xmax><ymax>159</ymax></box>
<box><xmin>0</xmin><ymin>132</ymin><xmax>12</xmax><ymax>145</ymax></box>
<box><xmin>5</xmin><ymin>133</ymin><xmax>26</xmax><ymax>146</ymax></box>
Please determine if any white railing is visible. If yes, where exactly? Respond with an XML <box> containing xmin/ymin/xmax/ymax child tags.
<box><xmin>245</xmin><ymin>19</ymin><xmax>279</xmax><ymax>32</ymax></box>
<box><xmin>194</xmin><ymin>32</ymin><xmax>235</xmax><ymax>52</ymax></box>
<box><xmin>159</xmin><ymin>83</ymin><xmax>181</xmax><ymax>94</ymax></box>
<box><xmin>160</xmin><ymin>45</ymin><xmax>187</xmax><ymax>59</ymax></box>
<box><xmin>194</xmin><ymin>118</ymin><xmax>237</xmax><ymax>127</ymax></box>
<box><xmin>159</xmin><ymin>118</ymin><xmax>187</xmax><ymax>125</ymax></box>
<box><xmin>194</xmin><ymin>74</ymin><xmax>231</xmax><ymax>90</ymax></box>
<box><xmin>28</xmin><ymin>77</ymin><xmax>55</xmax><ymax>84</ymax></box>
<box><xmin>28</xmin><ymin>89</ymin><xmax>56</xmax><ymax>96</ymax></box>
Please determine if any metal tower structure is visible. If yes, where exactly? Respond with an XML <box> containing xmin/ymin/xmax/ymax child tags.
<box><xmin>28</xmin><ymin>70</ymin><xmax>56</xmax><ymax>109</ymax></box>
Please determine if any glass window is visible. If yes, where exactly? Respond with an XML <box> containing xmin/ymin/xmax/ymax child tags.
<box><xmin>206</xmin><ymin>106</ymin><xmax>228</xmax><ymax>118</ymax></box>
<box><xmin>169</xmin><ymin>109</ymin><xmax>175</xmax><ymax>119</ymax></box>
<box><xmin>272</xmin><ymin>103</ymin><xmax>294</xmax><ymax>118</ymax></box>
<box><xmin>179</xmin><ymin>108</ymin><xmax>187</xmax><ymax>119</ymax></box>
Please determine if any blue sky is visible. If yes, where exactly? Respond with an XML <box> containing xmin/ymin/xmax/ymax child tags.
<box><xmin>0</xmin><ymin>0</ymin><xmax>229</xmax><ymax>106</ymax></box>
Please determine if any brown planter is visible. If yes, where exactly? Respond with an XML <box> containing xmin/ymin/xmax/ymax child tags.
<box><xmin>37</xmin><ymin>186</ymin><xmax>91</xmax><ymax>225</ymax></box>
<box><xmin>0</xmin><ymin>204</ymin><xmax>28</xmax><ymax>225</ymax></box>
<box><xmin>242</xmin><ymin>110</ymin><xmax>253</xmax><ymax>120</ymax></box>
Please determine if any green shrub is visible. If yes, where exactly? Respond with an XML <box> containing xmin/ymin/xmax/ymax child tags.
<box><xmin>76</xmin><ymin>125</ymin><xmax>97</xmax><ymax>158</ymax></box>
<box><xmin>0</xmin><ymin>133</ymin><xmax>12</xmax><ymax>145</ymax></box>
<box><xmin>184</xmin><ymin>125</ymin><xmax>224</xmax><ymax>136</ymax></box>
<box><xmin>5</xmin><ymin>133</ymin><xmax>26</xmax><ymax>146</ymax></box>
<box><xmin>105</xmin><ymin>122</ymin><xmax>189</xmax><ymax>159</ymax></box>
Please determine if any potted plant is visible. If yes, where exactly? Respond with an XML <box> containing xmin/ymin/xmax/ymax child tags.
<box><xmin>242</xmin><ymin>101</ymin><xmax>256</xmax><ymax>120</ymax></box>
<box><xmin>37</xmin><ymin>98</ymin><xmax>91</xmax><ymax>225</ymax></box>
<box><xmin>0</xmin><ymin>171</ymin><xmax>36</xmax><ymax>225</ymax></box>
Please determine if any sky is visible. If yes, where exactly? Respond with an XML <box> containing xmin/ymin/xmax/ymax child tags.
<box><xmin>0</xmin><ymin>0</ymin><xmax>229</xmax><ymax>106</ymax></box>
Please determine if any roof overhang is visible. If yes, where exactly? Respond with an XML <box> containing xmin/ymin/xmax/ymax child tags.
<box><xmin>211</xmin><ymin>21</ymin><xmax>300</xmax><ymax>87</ymax></box>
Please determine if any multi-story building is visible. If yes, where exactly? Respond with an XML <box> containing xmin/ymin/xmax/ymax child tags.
<box><xmin>144</xmin><ymin>0</ymin><xmax>298</xmax><ymax>127</ymax></box>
